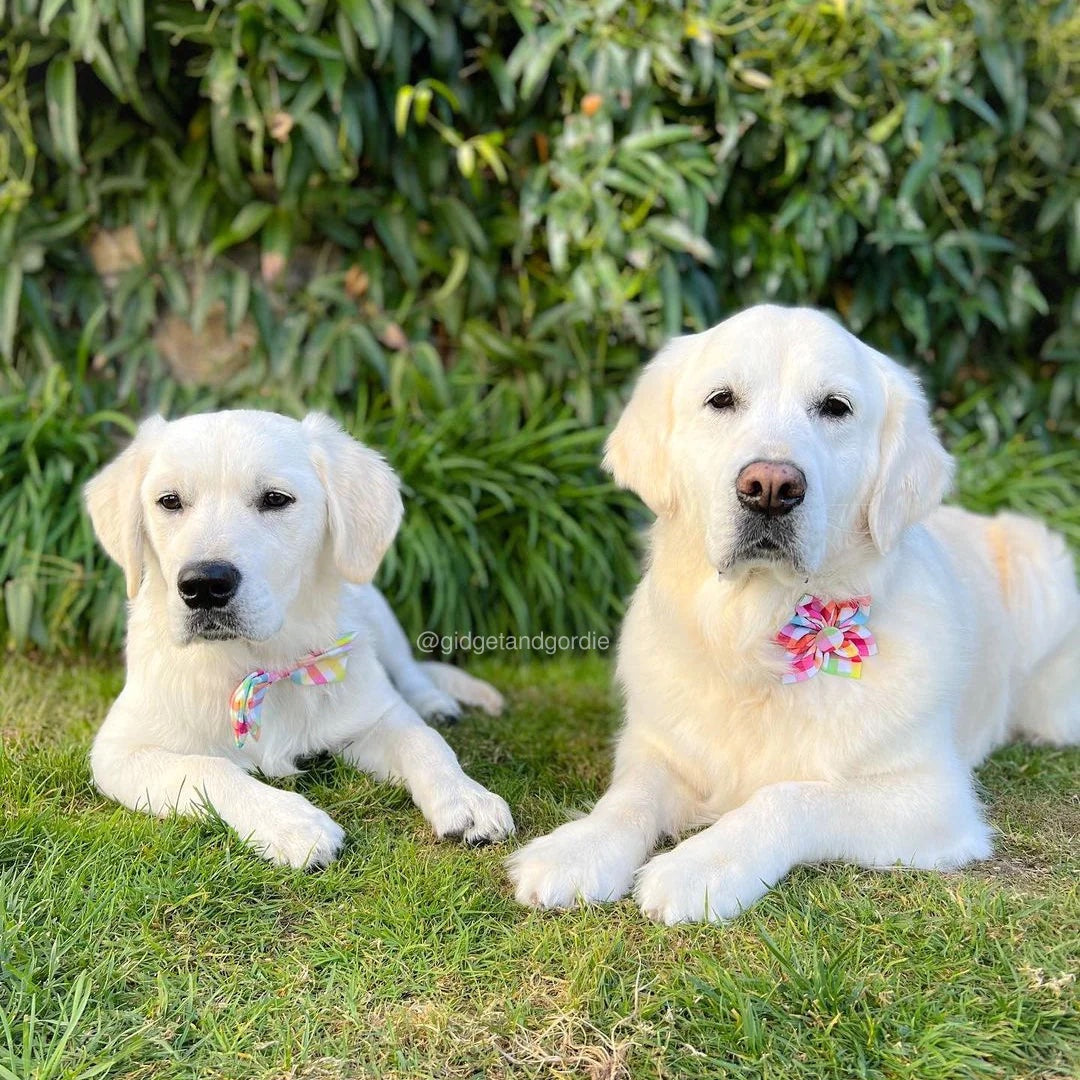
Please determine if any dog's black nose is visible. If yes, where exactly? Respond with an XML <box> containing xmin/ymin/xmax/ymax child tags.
<box><xmin>736</xmin><ymin>461</ymin><xmax>806</xmax><ymax>517</ymax></box>
<box><xmin>177</xmin><ymin>561</ymin><xmax>241</xmax><ymax>610</ymax></box>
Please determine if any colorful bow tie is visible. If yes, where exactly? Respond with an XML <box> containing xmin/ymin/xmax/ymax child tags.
<box><xmin>230</xmin><ymin>632</ymin><xmax>357</xmax><ymax>747</ymax></box>
<box><xmin>775</xmin><ymin>595</ymin><xmax>877</xmax><ymax>684</ymax></box>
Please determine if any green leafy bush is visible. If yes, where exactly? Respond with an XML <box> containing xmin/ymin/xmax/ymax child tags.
<box><xmin>0</xmin><ymin>0</ymin><xmax>1076</xmax><ymax>651</ymax></box>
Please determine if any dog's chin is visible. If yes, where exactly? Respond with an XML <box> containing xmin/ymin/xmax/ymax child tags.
<box><xmin>714</xmin><ymin>523</ymin><xmax>809</xmax><ymax>579</ymax></box>
<box><xmin>176</xmin><ymin>611</ymin><xmax>280</xmax><ymax>646</ymax></box>
<box><xmin>719</xmin><ymin>551</ymin><xmax>808</xmax><ymax>579</ymax></box>
<box><xmin>192</xmin><ymin>625</ymin><xmax>241</xmax><ymax>643</ymax></box>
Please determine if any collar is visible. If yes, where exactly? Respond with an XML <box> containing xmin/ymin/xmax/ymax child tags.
<box><xmin>229</xmin><ymin>632</ymin><xmax>358</xmax><ymax>747</ymax></box>
<box><xmin>775</xmin><ymin>594</ymin><xmax>877</xmax><ymax>684</ymax></box>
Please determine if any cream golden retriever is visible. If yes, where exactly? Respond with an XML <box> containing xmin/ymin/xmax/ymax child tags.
<box><xmin>86</xmin><ymin>410</ymin><xmax>513</xmax><ymax>867</ymax></box>
<box><xmin>508</xmin><ymin>304</ymin><xmax>1077</xmax><ymax>923</ymax></box>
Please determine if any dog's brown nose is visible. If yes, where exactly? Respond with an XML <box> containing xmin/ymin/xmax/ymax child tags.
<box><xmin>736</xmin><ymin>461</ymin><xmax>806</xmax><ymax>516</ymax></box>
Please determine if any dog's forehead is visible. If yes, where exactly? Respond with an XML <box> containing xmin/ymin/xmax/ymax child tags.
<box><xmin>146</xmin><ymin>411</ymin><xmax>314</xmax><ymax>486</ymax></box>
<box><xmin>691</xmin><ymin>305</ymin><xmax>867</xmax><ymax>387</ymax></box>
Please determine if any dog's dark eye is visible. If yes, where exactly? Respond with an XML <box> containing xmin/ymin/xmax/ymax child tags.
<box><xmin>157</xmin><ymin>493</ymin><xmax>183</xmax><ymax>512</ymax></box>
<box><xmin>705</xmin><ymin>388</ymin><xmax>737</xmax><ymax>411</ymax></box>
<box><xmin>259</xmin><ymin>490</ymin><xmax>295</xmax><ymax>511</ymax></box>
<box><xmin>817</xmin><ymin>395</ymin><xmax>852</xmax><ymax>420</ymax></box>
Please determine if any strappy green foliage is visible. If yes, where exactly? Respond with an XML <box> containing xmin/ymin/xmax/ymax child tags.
<box><xmin>0</xmin><ymin>0</ymin><xmax>1076</xmax><ymax>650</ymax></box>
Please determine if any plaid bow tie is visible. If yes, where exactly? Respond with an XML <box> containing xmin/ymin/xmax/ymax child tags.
<box><xmin>775</xmin><ymin>595</ymin><xmax>877</xmax><ymax>684</ymax></box>
<box><xmin>230</xmin><ymin>632</ymin><xmax>357</xmax><ymax>747</ymax></box>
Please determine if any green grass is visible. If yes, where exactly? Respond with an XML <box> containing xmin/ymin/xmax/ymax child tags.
<box><xmin>1</xmin><ymin>653</ymin><xmax>1077</xmax><ymax>1079</ymax></box>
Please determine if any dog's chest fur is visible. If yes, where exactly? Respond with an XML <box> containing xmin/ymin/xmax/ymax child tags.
<box><xmin>124</xmin><ymin>617</ymin><xmax>375</xmax><ymax>774</ymax></box>
<box><xmin>243</xmin><ymin>680</ymin><xmax>354</xmax><ymax>776</ymax></box>
<box><xmin>617</xmin><ymin>558</ymin><xmax>967</xmax><ymax>818</ymax></box>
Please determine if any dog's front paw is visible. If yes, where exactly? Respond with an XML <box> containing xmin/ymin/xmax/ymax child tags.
<box><xmin>507</xmin><ymin>819</ymin><xmax>641</xmax><ymax>909</ymax></box>
<box><xmin>427</xmin><ymin>780</ymin><xmax>514</xmax><ymax>846</ymax></box>
<box><xmin>634</xmin><ymin>848</ymin><xmax>772</xmax><ymax>924</ymax></box>
<box><xmin>245</xmin><ymin>791</ymin><xmax>345</xmax><ymax>870</ymax></box>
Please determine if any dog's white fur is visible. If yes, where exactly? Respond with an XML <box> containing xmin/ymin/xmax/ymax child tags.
<box><xmin>86</xmin><ymin>410</ymin><xmax>513</xmax><ymax>868</ymax></box>
<box><xmin>508</xmin><ymin>304</ymin><xmax>1078</xmax><ymax>923</ymax></box>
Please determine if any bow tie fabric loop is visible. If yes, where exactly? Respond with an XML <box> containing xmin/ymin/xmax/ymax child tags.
<box><xmin>230</xmin><ymin>632</ymin><xmax>358</xmax><ymax>747</ymax></box>
<box><xmin>776</xmin><ymin>595</ymin><xmax>877</xmax><ymax>685</ymax></box>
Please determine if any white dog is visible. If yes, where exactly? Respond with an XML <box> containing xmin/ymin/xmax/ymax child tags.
<box><xmin>86</xmin><ymin>410</ymin><xmax>513</xmax><ymax>868</ymax></box>
<box><xmin>508</xmin><ymin>304</ymin><xmax>1078</xmax><ymax>923</ymax></box>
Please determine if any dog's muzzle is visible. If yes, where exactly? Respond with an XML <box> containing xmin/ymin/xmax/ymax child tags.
<box><xmin>177</xmin><ymin>560</ymin><xmax>245</xmax><ymax>641</ymax></box>
<box><xmin>727</xmin><ymin>460</ymin><xmax>806</xmax><ymax>569</ymax></box>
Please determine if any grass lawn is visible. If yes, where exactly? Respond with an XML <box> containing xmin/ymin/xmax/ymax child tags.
<box><xmin>1</xmin><ymin>651</ymin><xmax>1077</xmax><ymax>1079</ymax></box>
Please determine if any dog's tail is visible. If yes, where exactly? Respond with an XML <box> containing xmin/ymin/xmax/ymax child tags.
<box><xmin>992</xmin><ymin>513</ymin><xmax>1079</xmax><ymax>747</ymax></box>
<box><xmin>419</xmin><ymin>662</ymin><xmax>505</xmax><ymax>716</ymax></box>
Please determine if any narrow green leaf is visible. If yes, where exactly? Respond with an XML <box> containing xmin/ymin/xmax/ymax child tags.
<box><xmin>949</xmin><ymin>163</ymin><xmax>985</xmax><ymax>211</ymax></box>
<box><xmin>297</xmin><ymin>111</ymin><xmax>341</xmax><ymax>170</ymax></box>
<box><xmin>45</xmin><ymin>54</ymin><xmax>81</xmax><ymax>170</ymax></box>
<box><xmin>339</xmin><ymin>0</ymin><xmax>379</xmax><ymax>49</ymax></box>
<box><xmin>394</xmin><ymin>85</ymin><xmax>413</xmax><ymax>136</ymax></box>
<box><xmin>396</xmin><ymin>0</ymin><xmax>438</xmax><ymax>38</ymax></box>
<box><xmin>0</xmin><ymin>263</ymin><xmax>23</xmax><ymax>360</ymax></box>
<box><xmin>268</xmin><ymin>0</ymin><xmax>306</xmax><ymax>30</ymax></box>
<box><xmin>645</xmin><ymin>216</ymin><xmax>717</xmax><ymax>265</ymax></box>
<box><xmin>866</xmin><ymin>102</ymin><xmax>905</xmax><ymax>144</ymax></box>
<box><xmin>209</xmin><ymin>202</ymin><xmax>274</xmax><ymax>257</ymax></box>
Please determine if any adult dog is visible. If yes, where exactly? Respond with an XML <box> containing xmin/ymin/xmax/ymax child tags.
<box><xmin>508</xmin><ymin>304</ymin><xmax>1077</xmax><ymax>923</ymax></box>
<box><xmin>86</xmin><ymin>410</ymin><xmax>513</xmax><ymax>867</ymax></box>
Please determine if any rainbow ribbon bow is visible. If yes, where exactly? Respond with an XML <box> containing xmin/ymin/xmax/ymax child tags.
<box><xmin>230</xmin><ymin>632</ymin><xmax>357</xmax><ymax>748</ymax></box>
<box><xmin>775</xmin><ymin>595</ymin><xmax>877</xmax><ymax>685</ymax></box>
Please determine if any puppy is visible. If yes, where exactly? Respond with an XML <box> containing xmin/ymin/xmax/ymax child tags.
<box><xmin>86</xmin><ymin>410</ymin><xmax>513</xmax><ymax>867</ymax></box>
<box><xmin>508</xmin><ymin>304</ymin><xmax>1077</xmax><ymax>923</ymax></box>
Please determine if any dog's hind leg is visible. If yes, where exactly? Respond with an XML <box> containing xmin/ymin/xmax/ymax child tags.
<box><xmin>1011</xmin><ymin>634</ymin><xmax>1080</xmax><ymax>747</ymax></box>
<box><xmin>416</xmin><ymin>662</ymin><xmax>503</xmax><ymax>716</ymax></box>
<box><xmin>347</xmin><ymin>584</ymin><xmax>476</xmax><ymax>722</ymax></box>
<box><xmin>990</xmin><ymin>513</ymin><xmax>1079</xmax><ymax>747</ymax></box>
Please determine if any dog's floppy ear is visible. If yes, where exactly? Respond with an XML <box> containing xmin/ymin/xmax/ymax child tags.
<box><xmin>604</xmin><ymin>333</ymin><xmax>702</xmax><ymax>515</ymax></box>
<box><xmin>866</xmin><ymin>349</ymin><xmax>954</xmax><ymax>553</ymax></box>
<box><xmin>84</xmin><ymin>415</ymin><xmax>167</xmax><ymax>599</ymax></box>
<box><xmin>303</xmin><ymin>413</ymin><xmax>403</xmax><ymax>584</ymax></box>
